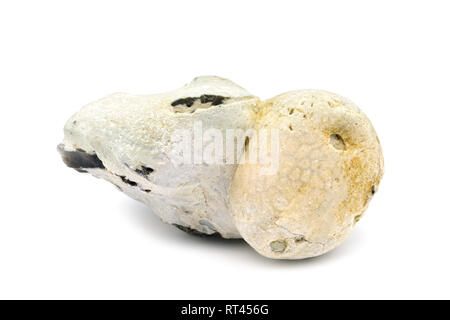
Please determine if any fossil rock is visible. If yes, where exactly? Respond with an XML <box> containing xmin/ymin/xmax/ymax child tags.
<box><xmin>229</xmin><ymin>90</ymin><xmax>384</xmax><ymax>259</ymax></box>
<box><xmin>59</xmin><ymin>78</ymin><xmax>384</xmax><ymax>259</ymax></box>
<box><xmin>58</xmin><ymin>76</ymin><xmax>258</xmax><ymax>238</ymax></box>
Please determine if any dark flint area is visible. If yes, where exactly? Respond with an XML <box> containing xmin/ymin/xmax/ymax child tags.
<box><xmin>173</xmin><ymin>224</ymin><xmax>221</xmax><ymax>238</ymax></box>
<box><xmin>199</xmin><ymin>94</ymin><xmax>227</xmax><ymax>106</ymax></box>
<box><xmin>119</xmin><ymin>175</ymin><xmax>138</xmax><ymax>187</ymax></box>
<box><xmin>171</xmin><ymin>95</ymin><xmax>228</xmax><ymax>108</ymax></box>
<box><xmin>171</xmin><ymin>97</ymin><xmax>197</xmax><ymax>107</ymax></box>
<box><xmin>57</xmin><ymin>144</ymin><xmax>105</xmax><ymax>172</ymax></box>
<box><xmin>135</xmin><ymin>166</ymin><xmax>154</xmax><ymax>176</ymax></box>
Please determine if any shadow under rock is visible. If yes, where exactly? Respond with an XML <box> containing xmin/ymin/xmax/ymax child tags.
<box><xmin>122</xmin><ymin>199</ymin><xmax>366</xmax><ymax>266</ymax></box>
<box><xmin>121</xmin><ymin>199</ymin><xmax>246</xmax><ymax>247</ymax></box>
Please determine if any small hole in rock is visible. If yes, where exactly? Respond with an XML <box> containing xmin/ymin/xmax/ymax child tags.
<box><xmin>288</xmin><ymin>124</ymin><xmax>293</xmax><ymax>131</ymax></box>
<box><xmin>289</xmin><ymin>109</ymin><xmax>294</xmax><ymax>115</ymax></box>
<box><xmin>330</xmin><ymin>134</ymin><xmax>346</xmax><ymax>150</ymax></box>
<box><xmin>244</xmin><ymin>136</ymin><xmax>250</xmax><ymax>151</ymax></box>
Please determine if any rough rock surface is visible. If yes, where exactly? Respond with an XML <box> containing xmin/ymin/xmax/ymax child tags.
<box><xmin>229</xmin><ymin>90</ymin><xmax>384</xmax><ymax>259</ymax></box>
<box><xmin>59</xmin><ymin>79</ymin><xmax>384</xmax><ymax>259</ymax></box>
<box><xmin>59</xmin><ymin>76</ymin><xmax>258</xmax><ymax>238</ymax></box>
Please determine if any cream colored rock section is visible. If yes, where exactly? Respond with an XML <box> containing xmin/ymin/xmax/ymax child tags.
<box><xmin>61</xmin><ymin>76</ymin><xmax>259</xmax><ymax>238</ymax></box>
<box><xmin>230</xmin><ymin>90</ymin><xmax>384</xmax><ymax>258</ymax></box>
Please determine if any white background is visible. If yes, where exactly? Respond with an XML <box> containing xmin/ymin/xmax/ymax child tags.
<box><xmin>1</xmin><ymin>0</ymin><xmax>449</xmax><ymax>299</ymax></box>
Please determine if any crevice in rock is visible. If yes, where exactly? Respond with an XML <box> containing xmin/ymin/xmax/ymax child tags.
<box><xmin>330</xmin><ymin>134</ymin><xmax>346</xmax><ymax>150</ymax></box>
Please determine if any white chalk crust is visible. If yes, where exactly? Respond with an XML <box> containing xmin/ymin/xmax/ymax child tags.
<box><xmin>60</xmin><ymin>76</ymin><xmax>258</xmax><ymax>238</ymax></box>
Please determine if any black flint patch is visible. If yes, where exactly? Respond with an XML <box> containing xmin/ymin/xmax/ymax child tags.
<box><xmin>199</xmin><ymin>94</ymin><xmax>227</xmax><ymax>106</ymax></box>
<box><xmin>171</xmin><ymin>95</ymin><xmax>228</xmax><ymax>108</ymax></box>
<box><xmin>171</xmin><ymin>97</ymin><xmax>197</xmax><ymax>107</ymax></box>
<box><xmin>135</xmin><ymin>166</ymin><xmax>154</xmax><ymax>176</ymax></box>
<box><xmin>119</xmin><ymin>176</ymin><xmax>138</xmax><ymax>187</ymax></box>
<box><xmin>57</xmin><ymin>144</ymin><xmax>105</xmax><ymax>171</ymax></box>
<box><xmin>173</xmin><ymin>224</ymin><xmax>221</xmax><ymax>238</ymax></box>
